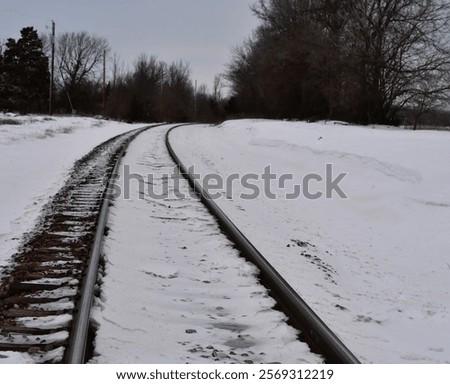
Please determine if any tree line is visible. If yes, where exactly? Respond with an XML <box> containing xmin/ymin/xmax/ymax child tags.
<box><xmin>0</xmin><ymin>27</ymin><xmax>225</xmax><ymax>122</ymax></box>
<box><xmin>1</xmin><ymin>1</ymin><xmax>450</xmax><ymax>127</ymax></box>
<box><xmin>226</xmin><ymin>0</ymin><xmax>450</xmax><ymax>128</ymax></box>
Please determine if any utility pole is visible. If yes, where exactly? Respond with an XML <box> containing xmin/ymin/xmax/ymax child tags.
<box><xmin>102</xmin><ymin>49</ymin><xmax>106</xmax><ymax>115</ymax></box>
<box><xmin>194</xmin><ymin>79</ymin><xmax>197</xmax><ymax>121</ymax></box>
<box><xmin>49</xmin><ymin>20</ymin><xmax>55</xmax><ymax>115</ymax></box>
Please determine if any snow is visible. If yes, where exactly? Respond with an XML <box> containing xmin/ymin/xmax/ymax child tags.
<box><xmin>168</xmin><ymin>120</ymin><xmax>450</xmax><ymax>363</ymax></box>
<box><xmin>91</xmin><ymin>125</ymin><xmax>322</xmax><ymax>364</ymax></box>
<box><xmin>1</xmin><ymin>114</ymin><xmax>448</xmax><ymax>364</ymax></box>
<box><xmin>0</xmin><ymin>114</ymin><xmax>145</xmax><ymax>279</ymax></box>
<box><xmin>0</xmin><ymin>351</ymin><xmax>35</xmax><ymax>364</ymax></box>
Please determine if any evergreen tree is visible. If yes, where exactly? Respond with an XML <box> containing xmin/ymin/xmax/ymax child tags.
<box><xmin>0</xmin><ymin>26</ymin><xmax>49</xmax><ymax>113</ymax></box>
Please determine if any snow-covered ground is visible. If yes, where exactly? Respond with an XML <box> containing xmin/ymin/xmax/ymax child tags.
<box><xmin>168</xmin><ymin>120</ymin><xmax>450</xmax><ymax>363</ymax></box>
<box><xmin>1</xmin><ymin>115</ymin><xmax>448</xmax><ymax>364</ymax></box>
<box><xmin>0</xmin><ymin>113</ymin><xmax>145</xmax><ymax>281</ymax></box>
<box><xmin>91</xmin><ymin>125</ymin><xmax>321</xmax><ymax>364</ymax></box>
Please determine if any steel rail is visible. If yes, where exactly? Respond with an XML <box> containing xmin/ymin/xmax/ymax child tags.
<box><xmin>65</xmin><ymin>125</ymin><xmax>154</xmax><ymax>364</ymax></box>
<box><xmin>165</xmin><ymin>125</ymin><xmax>360</xmax><ymax>364</ymax></box>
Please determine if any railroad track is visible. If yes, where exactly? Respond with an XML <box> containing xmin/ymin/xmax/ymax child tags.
<box><xmin>165</xmin><ymin>126</ymin><xmax>359</xmax><ymax>364</ymax></box>
<box><xmin>0</xmin><ymin>123</ymin><xmax>359</xmax><ymax>364</ymax></box>
<box><xmin>0</xmin><ymin>126</ymin><xmax>151</xmax><ymax>363</ymax></box>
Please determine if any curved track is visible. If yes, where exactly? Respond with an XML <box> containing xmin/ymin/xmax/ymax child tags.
<box><xmin>0</xmin><ymin>126</ymin><xmax>151</xmax><ymax>363</ymax></box>
<box><xmin>166</xmin><ymin>125</ymin><xmax>360</xmax><ymax>364</ymax></box>
<box><xmin>0</xmin><ymin>123</ymin><xmax>359</xmax><ymax>364</ymax></box>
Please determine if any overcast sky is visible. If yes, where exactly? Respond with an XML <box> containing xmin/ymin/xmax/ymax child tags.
<box><xmin>0</xmin><ymin>0</ymin><xmax>259</xmax><ymax>90</ymax></box>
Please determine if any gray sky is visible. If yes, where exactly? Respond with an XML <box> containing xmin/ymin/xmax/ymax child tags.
<box><xmin>0</xmin><ymin>0</ymin><xmax>259</xmax><ymax>91</ymax></box>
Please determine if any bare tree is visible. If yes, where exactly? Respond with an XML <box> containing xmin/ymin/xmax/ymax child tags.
<box><xmin>160</xmin><ymin>61</ymin><xmax>193</xmax><ymax>121</ymax></box>
<box><xmin>212</xmin><ymin>74</ymin><xmax>224</xmax><ymax>103</ymax></box>
<box><xmin>129</xmin><ymin>54</ymin><xmax>166</xmax><ymax>120</ymax></box>
<box><xmin>226</xmin><ymin>0</ymin><xmax>450</xmax><ymax>124</ymax></box>
<box><xmin>250</xmin><ymin>0</ymin><xmax>312</xmax><ymax>35</ymax></box>
<box><xmin>111</xmin><ymin>52</ymin><xmax>126</xmax><ymax>89</ymax></box>
<box><xmin>106</xmin><ymin>55</ymin><xmax>200</xmax><ymax>122</ymax></box>
<box><xmin>408</xmin><ymin>71</ymin><xmax>450</xmax><ymax>129</ymax></box>
<box><xmin>54</xmin><ymin>31</ymin><xmax>109</xmax><ymax>113</ymax></box>
<box><xmin>346</xmin><ymin>0</ymin><xmax>450</xmax><ymax>123</ymax></box>
<box><xmin>56</xmin><ymin>31</ymin><xmax>109</xmax><ymax>89</ymax></box>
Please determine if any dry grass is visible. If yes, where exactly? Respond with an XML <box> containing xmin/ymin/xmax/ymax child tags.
<box><xmin>0</xmin><ymin>118</ymin><xmax>22</xmax><ymax>126</ymax></box>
